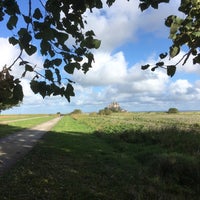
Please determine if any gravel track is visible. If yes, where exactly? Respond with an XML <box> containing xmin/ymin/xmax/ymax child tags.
<box><xmin>0</xmin><ymin>117</ymin><xmax>62</xmax><ymax>175</ymax></box>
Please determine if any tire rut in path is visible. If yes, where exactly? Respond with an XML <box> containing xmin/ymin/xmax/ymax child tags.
<box><xmin>0</xmin><ymin>117</ymin><xmax>62</xmax><ymax>175</ymax></box>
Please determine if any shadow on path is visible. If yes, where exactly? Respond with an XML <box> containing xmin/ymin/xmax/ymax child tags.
<box><xmin>0</xmin><ymin>117</ymin><xmax>62</xmax><ymax>175</ymax></box>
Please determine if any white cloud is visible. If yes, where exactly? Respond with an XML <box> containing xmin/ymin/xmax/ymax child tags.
<box><xmin>1</xmin><ymin>0</ymin><xmax>200</xmax><ymax>113</ymax></box>
<box><xmin>85</xmin><ymin>0</ymin><xmax>181</xmax><ymax>52</ymax></box>
<box><xmin>137</xmin><ymin>0</ymin><xmax>181</xmax><ymax>37</ymax></box>
<box><xmin>74</xmin><ymin>52</ymin><xmax>127</xmax><ymax>86</ymax></box>
<box><xmin>169</xmin><ymin>79</ymin><xmax>192</xmax><ymax>95</ymax></box>
<box><xmin>85</xmin><ymin>0</ymin><xmax>141</xmax><ymax>51</ymax></box>
<box><xmin>0</xmin><ymin>37</ymin><xmax>19</xmax><ymax>69</ymax></box>
<box><xmin>71</xmin><ymin>48</ymin><xmax>200</xmax><ymax>112</ymax></box>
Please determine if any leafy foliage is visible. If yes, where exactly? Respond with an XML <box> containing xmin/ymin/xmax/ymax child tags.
<box><xmin>0</xmin><ymin>0</ymin><xmax>199</xmax><ymax>109</ymax></box>
<box><xmin>98</xmin><ymin>107</ymin><xmax>113</xmax><ymax>115</ymax></box>
<box><xmin>167</xmin><ymin>107</ymin><xmax>179</xmax><ymax>114</ymax></box>
<box><xmin>141</xmin><ymin>0</ymin><xmax>200</xmax><ymax>75</ymax></box>
<box><xmin>1</xmin><ymin>0</ymin><xmax>104</xmax><ymax>106</ymax></box>
<box><xmin>0</xmin><ymin>65</ymin><xmax>23</xmax><ymax>110</ymax></box>
<box><xmin>70</xmin><ymin>109</ymin><xmax>82</xmax><ymax>115</ymax></box>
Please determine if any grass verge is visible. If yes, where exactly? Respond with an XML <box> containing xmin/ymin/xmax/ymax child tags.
<box><xmin>0</xmin><ymin>115</ymin><xmax>56</xmax><ymax>138</ymax></box>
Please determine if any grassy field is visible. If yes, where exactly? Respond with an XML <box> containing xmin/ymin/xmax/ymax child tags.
<box><xmin>0</xmin><ymin>114</ymin><xmax>50</xmax><ymax>122</ymax></box>
<box><xmin>0</xmin><ymin>112</ymin><xmax>200</xmax><ymax>199</ymax></box>
<box><xmin>0</xmin><ymin>114</ymin><xmax>57</xmax><ymax>138</ymax></box>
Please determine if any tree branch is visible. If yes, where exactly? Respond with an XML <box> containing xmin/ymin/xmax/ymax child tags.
<box><xmin>7</xmin><ymin>49</ymin><xmax>23</xmax><ymax>70</ymax></box>
<box><xmin>174</xmin><ymin>49</ymin><xmax>193</xmax><ymax>67</ymax></box>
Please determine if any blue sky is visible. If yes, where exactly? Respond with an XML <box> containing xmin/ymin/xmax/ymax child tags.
<box><xmin>1</xmin><ymin>0</ymin><xmax>200</xmax><ymax>114</ymax></box>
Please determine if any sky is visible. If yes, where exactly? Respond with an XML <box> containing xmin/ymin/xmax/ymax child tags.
<box><xmin>0</xmin><ymin>0</ymin><xmax>200</xmax><ymax>114</ymax></box>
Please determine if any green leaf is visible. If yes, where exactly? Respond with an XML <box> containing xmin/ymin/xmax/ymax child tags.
<box><xmin>40</xmin><ymin>40</ymin><xmax>51</xmax><ymax>56</ymax></box>
<box><xmin>64</xmin><ymin>83</ymin><xmax>75</xmax><ymax>102</ymax></box>
<box><xmin>13</xmin><ymin>84</ymin><xmax>23</xmax><ymax>101</ymax></box>
<box><xmin>22</xmin><ymin>15</ymin><xmax>32</xmax><ymax>23</ymax></box>
<box><xmin>7</xmin><ymin>15</ymin><xmax>18</xmax><ymax>30</ymax></box>
<box><xmin>156</xmin><ymin>62</ymin><xmax>164</xmax><ymax>67</ymax></box>
<box><xmin>52</xmin><ymin>84</ymin><xmax>62</xmax><ymax>96</ymax></box>
<box><xmin>151</xmin><ymin>2</ymin><xmax>158</xmax><ymax>9</ymax></box>
<box><xmin>21</xmin><ymin>71</ymin><xmax>26</xmax><ymax>78</ymax></box>
<box><xmin>167</xmin><ymin>65</ymin><xmax>176</xmax><ymax>77</ymax></box>
<box><xmin>64</xmin><ymin>63</ymin><xmax>80</xmax><ymax>74</ymax></box>
<box><xmin>193</xmin><ymin>54</ymin><xmax>200</xmax><ymax>64</ymax></box>
<box><xmin>151</xmin><ymin>66</ymin><xmax>158</xmax><ymax>72</ymax></box>
<box><xmin>64</xmin><ymin>65</ymin><xmax>74</xmax><ymax>74</ymax></box>
<box><xmin>18</xmin><ymin>28</ymin><xmax>27</xmax><ymax>37</ymax></box>
<box><xmin>30</xmin><ymin>80</ymin><xmax>39</xmax><ymax>94</ymax></box>
<box><xmin>25</xmin><ymin>64</ymin><xmax>34</xmax><ymax>72</ymax></box>
<box><xmin>55</xmin><ymin>68</ymin><xmax>61</xmax><ymax>84</ymax></box>
<box><xmin>9</xmin><ymin>37</ymin><xmax>18</xmax><ymax>46</ymax></box>
<box><xmin>53</xmin><ymin>58</ymin><xmax>62</xmax><ymax>66</ymax></box>
<box><xmin>45</xmin><ymin>70</ymin><xmax>53</xmax><ymax>81</ymax></box>
<box><xmin>33</xmin><ymin>8</ymin><xmax>43</xmax><ymax>20</ymax></box>
<box><xmin>159</xmin><ymin>53</ymin><xmax>168</xmax><ymax>59</ymax></box>
<box><xmin>85</xmin><ymin>30</ymin><xmax>95</xmax><ymax>37</ymax></box>
<box><xmin>95</xmin><ymin>0</ymin><xmax>103</xmax><ymax>9</ymax></box>
<box><xmin>165</xmin><ymin>15</ymin><xmax>176</xmax><ymax>27</ymax></box>
<box><xmin>75</xmin><ymin>47</ymin><xmax>86</xmax><ymax>56</ymax></box>
<box><xmin>74</xmin><ymin>56</ymin><xmax>83</xmax><ymax>62</ymax></box>
<box><xmin>86</xmin><ymin>53</ymin><xmax>94</xmax><ymax>65</ymax></box>
<box><xmin>170</xmin><ymin>22</ymin><xmax>179</xmax><ymax>35</ymax></box>
<box><xmin>82</xmin><ymin>63</ymin><xmax>91</xmax><ymax>73</ymax></box>
<box><xmin>170</xmin><ymin>45</ymin><xmax>180</xmax><ymax>58</ymax></box>
<box><xmin>43</xmin><ymin>59</ymin><xmax>51</xmax><ymax>68</ymax></box>
<box><xmin>141</xmin><ymin>64</ymin><xmax>150</xmax><ymax>70</ymax></box>
<box><xmin>38</xmin><ymin>82</ymin><xmax>47</xmax><ymax>98</ymax></box>
<box><xmin>93</xmin><ymin>39</ymin><xmax>101</xmax><ymax>49</ymax></box>
<box><xmin>18</xmin><ymin>29</ymin><xmax>32</xmax><ymax>49</ymax></box>
<box><xmin>19</xmin><ymin>61</ymin><xmax>29</xmax><ymax>66</ymax></box>
<box><xmin>25</xmin><ymin>45</ymin><xmax>37</xmax><ymax>56</ymax></box>
<box><xmin>106</xmin><ymin>0</ymin><xmax>115</xmax><ymax>7</ymax></box>
<box><xmin>81</xmin><ymin>37</ymin><xmax>101</xmax><ymax>49</ymax></box>
<box><xmin>139</xmin><ymin>3</ymin><xmax>149</xmax><ymax>11</ymax></box>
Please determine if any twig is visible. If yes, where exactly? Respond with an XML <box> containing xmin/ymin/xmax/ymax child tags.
<box><xmin>175</xmin><ymin>50</ymin><xmax>192</xmax><ymax>66</ymax></box>
<box><xmin>7</xmin><ymin>49</ymin><xmax>23</xmax><ymax>70</ymax></box>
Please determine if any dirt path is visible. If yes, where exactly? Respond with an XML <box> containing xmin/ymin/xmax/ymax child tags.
<box><xmin>0</xmin><ymin>117</ymin><xmax>62</xmax><ymax>175</ymax></box>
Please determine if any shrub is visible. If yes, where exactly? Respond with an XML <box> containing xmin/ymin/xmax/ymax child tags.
<box><xmin>167</xmin><ymin>108</ymin><xmax>179</xmax><ymax>113</ymax></box>
<box><xmin>70</xmin><ymin>109</ymin><xmax>82</xmax><ymax>115</ymax></box>
<box><xmin>98</xmin><ymin>108</ymin><xmax>112</xmax><ymax>115</ymax></box>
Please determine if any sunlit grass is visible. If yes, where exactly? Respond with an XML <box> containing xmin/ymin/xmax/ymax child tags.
<box><xmin>0</xmin><ymin>114</ymin><xmax>49</xmax><ymax>122</ymax></box>
<box><xmin>0</xmin><ymin>115</ymin><xmax>57</xmax><ymax>138</ymax></box>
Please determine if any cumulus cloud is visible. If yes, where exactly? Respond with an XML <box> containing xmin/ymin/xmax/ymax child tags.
<box><xmin>169</xmin><ymin>79</ymin><xmax>192</xmax><ymax>95</ymax></box>
<box><xmin>1</xmin><ymin>0</ymin><xmax>200</xmax><ymax>113</ymax></box>
<box><xmin>137</xmin><ymin>0</ymin><xmax>181</xmax><ymax>37</ymax></box>
<box><xmin>85</xmin><ymin>0</ymin><xmax>181</xmax><ymax>51</ymax></box>
<box><xmin>85</xmin><ymin>0</ymin><xmax>141</xmax><ymax>51</ymax></box>
<box><xmin>74</xmin><ymin>52</ymin><xmax>127</xmax><ymax>86</ymax></box>
<box><xmin>71</xmin><ymin>48</ymin><xmax>200</xmax><ymax>112</ymax></box>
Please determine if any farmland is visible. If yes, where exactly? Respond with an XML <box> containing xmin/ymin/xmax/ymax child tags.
<box><xmin>0</xmin><ymin>112</ymin><xmax>200</xmax><ymax>199</ymax></box>
<box><xmin>0</xmin><ymin>114</ymin><xmax>57</xmax><ymax>138</ymax></box>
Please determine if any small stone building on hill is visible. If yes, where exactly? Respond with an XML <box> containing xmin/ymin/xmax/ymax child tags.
<box><xmin>107</xmin><ymin>102</ymin><xmax>126</xmax><ymax>112</ymax></box>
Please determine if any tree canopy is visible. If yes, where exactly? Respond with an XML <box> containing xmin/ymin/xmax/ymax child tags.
<box><xmin>0</xmin><ymin>0</ymin><xmax>199</xmax><ymax>109</ymax></box>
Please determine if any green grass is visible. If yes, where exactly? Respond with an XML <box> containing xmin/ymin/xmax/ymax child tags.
<box><xmin>0</xmin><ymin>114</ymin><xmax>49</xmax><ymax>122</ymax></box>
<box><xmin>0</xmin><ymin>115</ymin><xmax>56</xmax><ymax>138</ymax></box>
<box><xmin>0</xmin><ymin>114</ymin><xmax>199</xmax><ymax>199</ymax></box>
